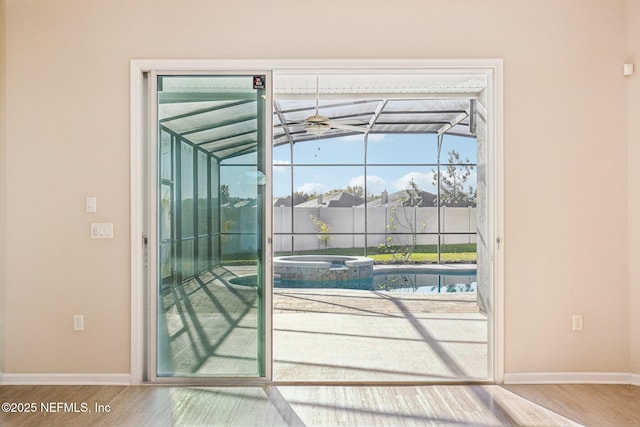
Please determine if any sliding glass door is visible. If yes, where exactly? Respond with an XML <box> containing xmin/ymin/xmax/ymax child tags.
<box><xmin>149</xmin><ymin>73</ymin><xmax>271</xmax><ymax>380</ymax></box>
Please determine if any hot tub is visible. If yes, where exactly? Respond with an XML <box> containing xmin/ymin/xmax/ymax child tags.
<box><xmin>273</xmin><ymin>255</ymin><xmax>374</xmax><ymax>289</ymax></box>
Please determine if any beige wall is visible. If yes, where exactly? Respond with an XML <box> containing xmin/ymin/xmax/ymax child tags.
<box><xmin>628</xmin><ymin>0</ymin><xmax>640</xmax><ymax>375</ymax></box>
<box><xmin>2</xmin><ymin>0</ymin><xmax>634</xmax><ymax>376</ymax></box>
<box><xmin>0</xmin><ymin>0</ymin><xmax>6</xmax><ymax>374</ymax></box>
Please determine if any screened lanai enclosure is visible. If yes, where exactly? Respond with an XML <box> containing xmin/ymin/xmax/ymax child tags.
<box><xmin>154</xmin><ymin>75</ymin><xmax>268</xmax><ymax>378</ymax></box>
<box><xmin>272</xmin><ymin>75</ymin><xmax>481</xmax><ymax>260</ymax></box>
<box><xmin>150</xmin><ymin>72</ymin><xmax>490</xmax><ymax>381</ymax></box>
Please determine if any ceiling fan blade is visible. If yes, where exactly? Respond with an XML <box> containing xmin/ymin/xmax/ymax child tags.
<box><xmin>328</xmin><ymin>119</ymin><xmax>363</xmax><ymax>125</ymax></box>
<box><xmin>305</xmin><ymin>122</ymin><xmax>331</xmax><ymax>135</ymax></box>
<box><xmin>304</xmin><ymin>114</ymin><xmax>331</xmax><ymax>124</ymax></box>
<box><xmin>328</xmin><ymin>122</ymin><xmax>368</xmax><ymax>133</ymax></box>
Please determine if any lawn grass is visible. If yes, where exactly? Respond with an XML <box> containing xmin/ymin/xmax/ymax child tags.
<box><xmin>369</xmin><ymin>252</ymin><xmax>477</xmax><ymax>263</ymax></box>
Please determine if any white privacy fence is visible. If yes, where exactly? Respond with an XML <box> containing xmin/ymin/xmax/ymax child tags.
<box><xmin>272</xmin><ymin>206</ymin><xmax>477</xmax><ymax>253</ymax></box>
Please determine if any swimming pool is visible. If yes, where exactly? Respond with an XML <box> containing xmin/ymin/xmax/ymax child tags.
<box><xmin>373</xmin><ymin>267</ymin><xmax>476</xmax><ymax>294</ymax></box>
<box><xmin>272</xmin><ymin>265</ymin><xmax>476</xmax><ymax>293</ymax></box>
<box><xmin>229</xmin><ymin>264</ymin><xmax>476</xmax><ymax>293</ymax></box>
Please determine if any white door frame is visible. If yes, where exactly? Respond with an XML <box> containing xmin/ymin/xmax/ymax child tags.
<box><xmin>130</xmin><ymin>59</ymin><xmax>504</xmax><ymax>385</ymax></box>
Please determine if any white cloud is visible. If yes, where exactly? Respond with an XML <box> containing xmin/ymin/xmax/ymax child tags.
<box><xmin>338</xmin><ymin>134</ymin><xmax>365</xmax><ymax>142</ymax></box>
<box><xmin>339</xmin><ymin>133</ymin><xmax>386</xmax><ymax>143</ymax></box>
<box><xmin>349</xmin><ymin>175</ymin><xmax>387</xmax><ymax>195</ymax></box>
<box><xmin>365</xmin><ymin>134</ymin><xmax>386</xmax><ymax>143</ymax></box>
<box><xmin>296</xmin><ymin>182</ymin><xmax>325</xmax><ymax>194</ymax></box>
<box><xmin>273</xmin><ymin>159</ymin><xmax>290</xmax><ymax>173</ymax></box>
<box><xmin>348</xmin><ymin>175</ymin><xmax>365</xmax><ymax>187</ymax></box>
<box><xmin>391</xmin><ymin>171</ymin><xmax>436</xmax><ymax>192</ymax></box>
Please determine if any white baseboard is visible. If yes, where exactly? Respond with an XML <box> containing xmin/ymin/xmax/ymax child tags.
<box><xmin>1</xmin><ymin>373</ymin><xmax>131</xmax><ymax>385</ymax></box>
<box><xmin>504</xmin><ymin>372</ymin><xmax>634</xmax><ymax>385</ymax></box>
<box><xmin>2</xmin><ymin>372</ymin><xmax>637</xmax><ymax>387</ymax></box>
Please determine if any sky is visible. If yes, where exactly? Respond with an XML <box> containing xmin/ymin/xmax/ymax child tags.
<box><xmin>193</xmin><ymin>133</ymin><xmax>477</xmax><ymax>200</ymax></box>
<box><xmin>271</xmin><ymin>133</ymin><xmax>477</xmax><ymax>198</ymax></box>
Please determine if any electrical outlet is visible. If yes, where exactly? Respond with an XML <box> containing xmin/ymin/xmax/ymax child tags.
<box><xmin>572</xmin><ymin>314</ymin><xmax>583</xmax><ymax>331</ymax></box>
<box><xmin>73</xmin><ymin>314</ymin><xmax>84</xmax><ymax>331</ymax></box>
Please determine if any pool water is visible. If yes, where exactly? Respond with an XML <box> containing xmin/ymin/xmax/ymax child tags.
<box><xmin>274</xmin><ymin>268</ymin><xmax>476</xmax><ymax>294</ymax></box>
<box><xmin>274</xmin><ymin>276</ymin><xmax>374</xmax><ymax>290</ymax></box>
<box><xmin>374</xmin><ymin>270</ymin><xmax>477</xmax><ymax>294</ymax></box>
<box><xmin>230</xmin><ymin>268</ymin><xmax>477</xmax><ymax>294</ymax></box>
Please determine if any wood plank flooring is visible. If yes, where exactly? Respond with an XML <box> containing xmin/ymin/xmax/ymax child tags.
<box><xmin>1</xmin><ymin>383</ymin><xmax>638</xmax><ymax>426</ymax></box>
<box><xmin>504</xmin><ymin>384</ymin><xmax>640</xmax><ymax>427</ymax></box>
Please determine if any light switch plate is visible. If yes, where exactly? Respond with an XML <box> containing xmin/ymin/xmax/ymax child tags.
<box><xmin>91</xmin><ymin>223</ymin><xmax>113</xmax><ymax>239</ymax></box>
<box><xmin>572</xmin><ymin>314</ymin><xmax>583</xmax><ymax>331</ymax></box>
<box><xmin>86</xmin><ymin>197</ymin><xmax>97</xmax><ymax>213</ymax></box>
<box><xmin>73</xmin><ymin>314</ymin><xmax>84</xmax><ymax>331</ymax></box>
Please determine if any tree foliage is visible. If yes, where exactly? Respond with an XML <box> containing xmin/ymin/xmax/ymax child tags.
<box><xmin>327</xmin><ymin>185</ymin><xmax>365</xmax><ymax>198</ymax></box>
<box><xmin>402</xmin><ymin>179</ymin><xmax>423</xmax><ymax>207</ymax></box>
<box><xmin>220</xmin><ymin>184</ymin><xmax>231</xmax><ymax>204</ymax></box>
<box><xmin>292</xmin><ymin>191</ymin><xmax>309</xmax><ymax>205</ymax></box>
<box><xmin>310</xmin><ymin>215</ymin><xmax>332</xmax><ymax>249</ymax></box>
<box><xmin>432</xmin><ymin>150</ymin><xmax>476</xmax><ymax>207</ymax></box>
<box><xmin>377</xmin><ymin>179</ymin><xmax>426</xmax><ymax>262</ymax></box>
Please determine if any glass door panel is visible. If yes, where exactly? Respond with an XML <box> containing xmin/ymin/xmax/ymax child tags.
<box><xmin>154</xmin><ymin>74</ymin><xmax>268</xmax><ymax>379</ymax></box>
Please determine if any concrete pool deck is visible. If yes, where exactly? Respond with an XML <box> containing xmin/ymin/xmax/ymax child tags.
<box><xmin>273</xmin><ymin>288</ymin><xmax>488</xmax><ymax>382</ymax></box>
<box><xmin>159</xmin><ymin>265</ymin><xmax>488</xmax><ymax>381</ymax></box>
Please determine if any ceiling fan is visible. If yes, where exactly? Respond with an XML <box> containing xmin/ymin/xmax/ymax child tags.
<box><xmin>297</xmin><ymin>76</ymin><xmax>368</xmax><ymax>135</ymax></box>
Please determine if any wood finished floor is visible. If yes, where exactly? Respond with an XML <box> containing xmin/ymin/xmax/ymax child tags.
<box><xmin>1</xmin><ymin>384</ymin><xmax>638</xmax><ymax>426</ymax></box>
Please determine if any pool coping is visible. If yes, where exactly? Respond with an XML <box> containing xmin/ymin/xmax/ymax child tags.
<box><xmin>273</xmin><ymin>255</ymin><xmax>373</xmax><ymax>268</ymax></box>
